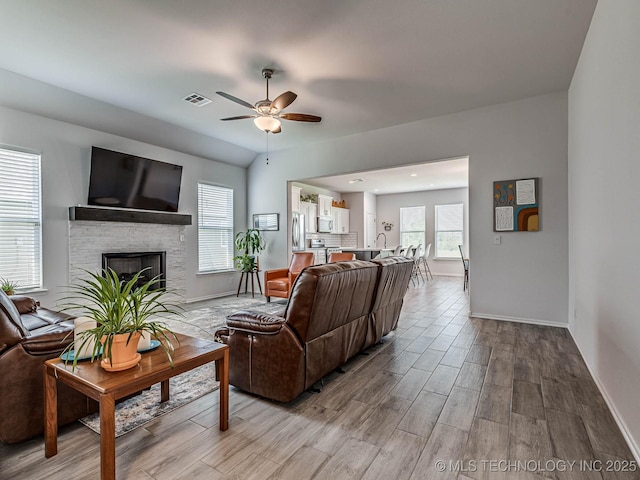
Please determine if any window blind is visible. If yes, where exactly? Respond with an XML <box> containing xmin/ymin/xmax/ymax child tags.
<box><xmin>198</xmin><ymin>183</ymin><xmax>234</xmax><ymax>272</ymax></box>
<box><xmin>435</xmin><ymin>203</ymin><xmax>464</xmax><ymax>258</ymax></box>
<box><xmin>0</xmin><ymin>147</ymin><xmax>42</xmax><ymax>290</ymax></box>
<box><xmin>400</xmin><ymin>205</ymin><xmax>426</xmax><ymax>249</ymax></box>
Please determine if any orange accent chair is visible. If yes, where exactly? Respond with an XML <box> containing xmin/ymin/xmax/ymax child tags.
<box><xmin>328</xmin><ymin>252</ymin><xmax>356</xmax><ymax>262</ymax></box>
<box><xmin>264</xmin><ymin>252</ymin><xmax>315</xmax><ymax>302</ymax></box>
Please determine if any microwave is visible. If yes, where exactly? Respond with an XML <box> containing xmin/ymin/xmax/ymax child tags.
<box><xmin>317</xmin><ymin>216</ymin><xmax>333</xmax><ymax>233</ymax></box>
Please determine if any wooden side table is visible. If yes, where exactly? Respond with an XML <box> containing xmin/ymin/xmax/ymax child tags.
<box><xmin>236</xmin><ymin>268</ymin><xmax>262</xmax><ymax>298</ymax></box>
<box><xmin>44</xmin><ymin>333</ymin><xmax>229</xmax><ymax>480</ymax></box>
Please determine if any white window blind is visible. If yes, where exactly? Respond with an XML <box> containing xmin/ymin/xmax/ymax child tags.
<box><xmin>0</xmin><ymin>147</ymin><xmax>42</xmax><ymax>290</ymax></box>
<box><xmin>435</xmin><ymin>203</ymin><xmax>464</xmax><ymax>258</ymax></box>
<box><xmin>400</xmin><ymin>205</ymin><xmax>426</xmax><ymax>249</ymax></box>
<box><xmin>198</xmin><ymin>183</ymin><xmax>234</xmax><ymax>272</ymax></box>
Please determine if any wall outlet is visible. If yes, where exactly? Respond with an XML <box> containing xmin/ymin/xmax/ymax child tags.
<box><xmin>493</xmin><ymin>235</ymin><xmax>501</xmax><ymax>245</ymax></box>
<box><xmin>180</xmin><ymin>234</ymin><xmax>185</xmax><ymax>242</ymax></box>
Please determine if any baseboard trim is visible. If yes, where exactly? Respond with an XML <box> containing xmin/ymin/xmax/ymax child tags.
<box><xmin>469</xmin><ymin>312</ymin><xmax>568</xmax><ymax>328</ymax></box>
<box><xmin>185</xmin><ymin>290</ymin><xmax>239</xmax><ymax>304</ymax></box>
<box><xmin>567</xmin><ymin>325</ymin><xmax>640</xmax><ymax>463</ymax></box>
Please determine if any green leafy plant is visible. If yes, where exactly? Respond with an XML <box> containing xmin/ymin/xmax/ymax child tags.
<box><xmin>233</xmin><ymin>229</ymin><xmax>266</xmax><ymax>272</ymax></box>
<box><xmin>0</xmin><ymin>277</ymin><xmax>19</xmax><ymax>296</ymax></box>
<box><xmin>60</xmin><ymin>268</ymin><xmax>183</xmax><ymax>369</ymax></box>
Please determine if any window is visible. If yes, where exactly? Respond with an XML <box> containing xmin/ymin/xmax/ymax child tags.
<box><xmin>0</xmin><ymin>147</ymin><xmax>42</xmax><ymax>290</ymax></box>
<box><xmin>435</xmin><ymin>203</ymin><xmax>464</xmax><ymax>258</ymax></box>
<box><xmin>400</xmin><ymin>206</ymin><xmax>425</xmax><ymax>248</ymax></box>
<box><xmin>198</xmin><ymin>183</ymin><xmax>234</xmax><ymax>272</ymax></box>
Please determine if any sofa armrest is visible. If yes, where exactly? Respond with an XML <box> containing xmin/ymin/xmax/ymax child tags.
<box><xmin>10</xmin><ymin>296</ymin><xmax>38</xmax><ymax>315</ymax></box>
<box><xmin>265</xmin><ymin>268</ymin><xmax>289</xmax><ymax>282</ymax></box>
<box><xmin>21</xmin><ymin>326</ymin><xmax>73</xmax><ymax>355</ymax></box>
<box><xmin>226</xmin><ymin>310</ymin><xmax>286</xmax><ymax>335</ymax></box>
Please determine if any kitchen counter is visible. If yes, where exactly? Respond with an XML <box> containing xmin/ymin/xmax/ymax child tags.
<box><xmin>340</xmin><ymin>248</ymin><xmax>394</xmax><ymax>261</ymax></box>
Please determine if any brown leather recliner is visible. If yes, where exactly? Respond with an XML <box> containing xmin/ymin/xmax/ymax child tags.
<box><xmin>264</xmin><ymin>251</ymin><xmax>314</xmax><ymax>302</ymax></box>
<box><xmin>216</xmin><ymin>257</ymin><xmax>414</xmax><ymax>403</ymax></box>
<box><xmin>0</xmin><ymin>291</ymin><xmax>96</xmax><ymax>443</ymax></box>
<box><xmin>365</xmin><ymin>256</ymin><xmax>415</xmax><ymax>348</ymax></box>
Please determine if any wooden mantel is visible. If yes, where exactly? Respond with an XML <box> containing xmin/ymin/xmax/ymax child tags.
<box><xmin>68</xmin><ymin>206</ymin><xmax>192</xmax><ymax>225</ymax></box>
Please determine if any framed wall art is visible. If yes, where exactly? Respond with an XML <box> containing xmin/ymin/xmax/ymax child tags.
<box><xmin>253</xmin><ymin>213</ymin><xmax>279</xmax><ymax>231</ymax></box>
<box><xmin>493</xmin><ymin>178</ymin><xmax>539</xmax><ymax>232</ymax></box>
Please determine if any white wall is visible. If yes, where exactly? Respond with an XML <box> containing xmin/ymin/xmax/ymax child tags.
<box><xmin>341</xmin><ymin>192</ymin><xmax>365</xmax><ymax>246</ymax></box>
<box><xmin>0</xmin><ymin>105</ymin><xmax>248</xmax><ymax>306</ymax></box>
<box><xmin>568</xmin><ymin>0</ymin><xmax>640</xmax><ymax>458</ymax></box>
<box><xmin>249</xmin><ymin>92</ymin><xmax>568</xmax><ymax>325</ymax></box>
<box><xmin>376</xmin><ymin>187</ymin><xmax>468</xmax><ymax>276</ymax></box>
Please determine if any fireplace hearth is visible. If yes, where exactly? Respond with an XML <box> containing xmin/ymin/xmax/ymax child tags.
<box><xmin>102</xmin><ymin>251</ymin><xmax>166</xmax><ymax>290</ymax></box>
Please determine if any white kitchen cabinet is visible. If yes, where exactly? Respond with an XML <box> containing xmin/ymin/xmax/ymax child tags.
<box><xmin>317</xmin><ymin>194</ymin><xmax>333</xmax><ymax>217</ymax></box>
<box><xmin>331</xmin><ymin>208</ymin><xmax>350</xmax><ymax>234</ymax></box>
<box><xmin>291</xmin><ymin>186</ymin><xmax>302</xmax><ymax>213</ymax></box>
<box><xmin>300</xmin><ymin>201</ymin><xmax>317</xmax><ymax>233</ymax></box>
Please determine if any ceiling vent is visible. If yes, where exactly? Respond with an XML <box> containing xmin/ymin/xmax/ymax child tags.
<box><xmin>183</xmin><ymin>93</ymin><xmax>212</xmax><ymax>106</ymax></box>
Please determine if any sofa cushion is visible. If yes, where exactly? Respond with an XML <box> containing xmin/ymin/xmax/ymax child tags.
<box><xmin>10</xmin><ymin>295</ymin><xmax>38</xmax><ymax>315</ymax></box>
<box><xmin>266</xmin><ymin>278</ymin><xmax>290</xmax><ymax>292</ymax></box>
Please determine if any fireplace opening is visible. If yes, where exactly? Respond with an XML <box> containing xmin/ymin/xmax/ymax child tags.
<box><xmin>102</xmin><ymin>251</ymin><xmax>166</xmax><ymax>290</ymax></box>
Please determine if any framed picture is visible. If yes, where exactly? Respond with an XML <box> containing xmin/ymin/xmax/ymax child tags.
<box><xmin>253</xmin><ymin>213</ymin><xmax>279</xmax><ymax>231</ymax></box>
<box><xmin>493</xmin><ymin>178</ymin><xmax>539</xmax><ymax>232</ymax></box>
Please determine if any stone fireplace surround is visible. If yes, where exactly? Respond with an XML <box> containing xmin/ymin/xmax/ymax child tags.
<box><xmin>68</xmin><ymin>221</ymin><xmax>187</xmax><ymax>299</ymax></box>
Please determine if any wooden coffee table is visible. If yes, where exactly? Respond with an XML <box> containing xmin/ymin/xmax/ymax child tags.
<box><xmin>44</xmin><ymin>333</ymin><xmax>229</xmax><ymax>480</ymax></box>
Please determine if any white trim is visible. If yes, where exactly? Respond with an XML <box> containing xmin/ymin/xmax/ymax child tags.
<box><xmin>469</xmin><ymin>312</ymin><xmax>567</xmax><ymax>328</ymax></box>
<box><xmin>567</xmin><ymin>325</ymin><xmax>640</xmax><ymax>463</ymax></box>
<box><xmin>433</xmin><ymin>257</ymin><xmax>459</xmax><ymax>261</ymax></box>
<box><xmin>196</xmin><ymin>269</ymin><xmax>237</xmax><ymax>276</ymax></box>
<box><xmin>184</xmin><ymin>290</ymin><xmax>241</xmax><ymax>304</ymax></box>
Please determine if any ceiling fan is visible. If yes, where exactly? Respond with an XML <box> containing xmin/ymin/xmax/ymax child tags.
<box><xmin>216</xmin><ymin>68</ymin><xmax>321</xmax><ymax>134</ymax></box>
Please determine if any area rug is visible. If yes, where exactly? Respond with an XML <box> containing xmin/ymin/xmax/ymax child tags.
<box><xmin>79</xmin><ymin>298</ymin><xmax>287</xmax><ymax>437</ymax></box>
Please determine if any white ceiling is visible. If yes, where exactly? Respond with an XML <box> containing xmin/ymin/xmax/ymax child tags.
<box><xmin>301</xmin><ymin>157</ymin><xmax>469</xmax><ymax>195</ymax></box>
<box><xmin>0</xmin><ymin>0</ymin><xmax>596</xmax><ymax>164</ymax></box>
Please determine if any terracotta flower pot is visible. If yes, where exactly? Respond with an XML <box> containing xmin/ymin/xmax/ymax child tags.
<box><xmin>101</xmin><ymin>332</ymin><xmax>142</xmax><ymax>372</ymax></box>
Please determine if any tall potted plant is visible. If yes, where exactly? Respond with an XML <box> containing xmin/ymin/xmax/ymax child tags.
<box><xmin>61</xmin><ymin>268</ymin><xmax>182</xmax><ymax>371</ymax></box>
<box><xmin>234</xmin><ymin>228</ymin><xmax>266</xmax><ymax>272</ymax></box>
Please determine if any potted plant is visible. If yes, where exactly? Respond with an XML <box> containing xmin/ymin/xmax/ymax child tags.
<box><xmin>233</xmin><ymin>228</ymin><xmax>266</xmax><ymax>273</ymax></box>
<box><xmin>61</xmin><ymin>268</ymin><xmax>182</xmax><ymax>371</ymax></box>
<box><xmin>0</xmin><ymin>277</ymin><xmax>19</xmax><ymax>296</ymax></box>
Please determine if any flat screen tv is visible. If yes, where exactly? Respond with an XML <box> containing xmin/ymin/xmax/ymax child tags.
<box><xmin>88</xmin><ymin>147</ymin><xmax>183</xmax><ymax>212</ymax></box>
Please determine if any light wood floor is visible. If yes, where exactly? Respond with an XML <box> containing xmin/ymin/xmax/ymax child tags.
<box><xmin>2</xmin><ymin>277</ymin><xmax>637</xmax><ymax>479</ymax></box>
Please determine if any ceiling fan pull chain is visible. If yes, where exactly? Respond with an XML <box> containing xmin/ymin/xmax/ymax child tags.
<box><xmin>266</xmin><ymin>132</ymin><xmax>269</xmax><ymax>165</ymax></box>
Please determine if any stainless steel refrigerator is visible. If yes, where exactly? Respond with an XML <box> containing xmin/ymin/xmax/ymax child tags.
<box><xmin>291</xmin><ymin>213</ymin><xmax>306</xmax><ymax>251</ymax></box>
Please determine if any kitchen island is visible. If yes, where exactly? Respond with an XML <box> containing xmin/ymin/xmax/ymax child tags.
<box><xmin>340</xmin><ymin>248</ymin><xmax>394</xmax><ymax>261</ymax></box>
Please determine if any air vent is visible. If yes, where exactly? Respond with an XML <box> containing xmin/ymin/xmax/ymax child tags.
<box><xmin>183</xmin><ymin>93</ymin><xmax>212</xmax><ymax>106</ymax></box>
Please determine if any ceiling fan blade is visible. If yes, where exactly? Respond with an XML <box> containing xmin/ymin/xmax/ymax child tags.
<box><xmin>280</xmin><ymin>113</ymin><xmax>322</xmax><ymax>122</ymax></box>
<box><xmin>216</xmin><ymin>91</ymin><xmax>255</xmax><ymax>110</ymax></box>
<box><xmin>271</xmin><ymin>91</ymin><xmax>297</xmax><ymax>112</ymax></box>
<box><xmin>220</xmin><ymin>115</ymin><xmax>257</xmax><ymax>121</ymax></box>
<box><xmin>272</xmin><ymin>125</ymin><xmax>282</xmax><ymax>134</ymax></box>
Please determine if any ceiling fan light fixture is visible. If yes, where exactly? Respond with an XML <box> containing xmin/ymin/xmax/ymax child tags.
<box><xmin>254</xmin><ymin>116</ymin><xmax>281</xmax><ymax>133</ymax></box>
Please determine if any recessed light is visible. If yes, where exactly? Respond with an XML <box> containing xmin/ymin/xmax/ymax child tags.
<box><xmin>428</xmin><ymin>183</ymin><xmax>435</xmax><ymax>187</ymax></box>
<box><xmin>410</xmin><ymin>173</ymin><xmax>418</xmax><ymax>177</ymax></box>
<box><xmin>348</xmin><ymin>178</ymin><xmax>364</xmax><ymax>184</ymax></box>
<box><xmin>374</xmin><ymin>189</ymin><xmax>379</xmax><ymax>192</ymax></box>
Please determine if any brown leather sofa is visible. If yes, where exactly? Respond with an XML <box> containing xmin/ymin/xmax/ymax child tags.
<box><xmin>264</xmin><ymin>251</ymin><xmax>314</xmax><ymax>302</ymax></box>
<box><xmin>216</xmin><ymin>257</ymin><xmax>414</xmax><ymax>402</ymax></box>
<box><xmin>0</xmin><ymin>291</ymin><xmax>95</xmax><ymax>443</ymax></box>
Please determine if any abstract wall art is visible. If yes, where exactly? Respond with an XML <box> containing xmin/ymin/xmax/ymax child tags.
<box><xmin>493</xmin><ymin>178</ymin><xmax>539</xmax><ymax>232</ymax></box>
